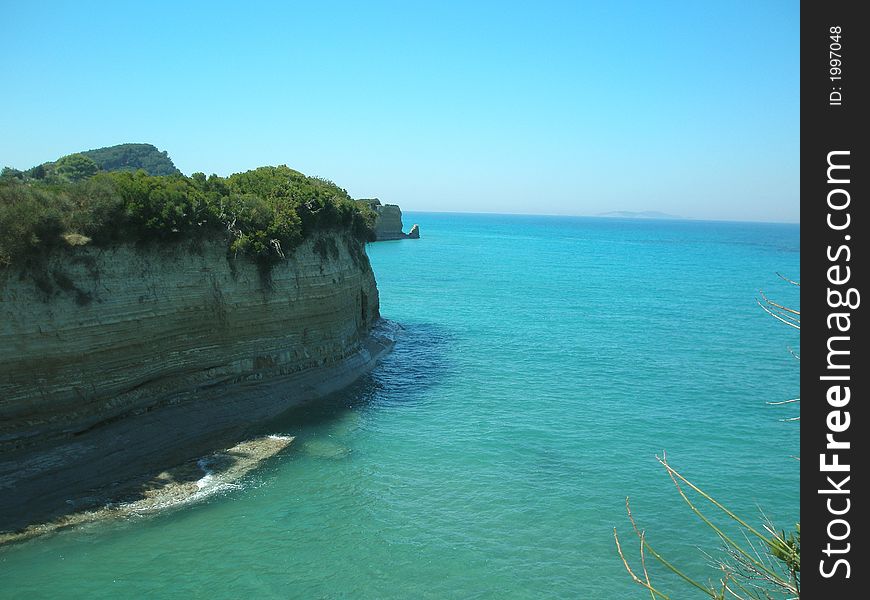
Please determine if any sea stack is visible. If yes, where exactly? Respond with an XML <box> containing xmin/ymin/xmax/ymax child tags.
<box><xmin>362</xmin><ymin>199</ymin><xmax>421</xmax><ymax>241</ymax></box>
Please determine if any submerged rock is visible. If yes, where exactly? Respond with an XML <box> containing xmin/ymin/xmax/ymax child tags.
<box><xmin>0</xmin><ymin>435</ymin><xmax>294</xmax><ymax>545</ymax></box>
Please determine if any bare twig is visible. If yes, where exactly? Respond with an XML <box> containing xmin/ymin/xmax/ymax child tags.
<box><xmin>626</xmin><ymin>498</ymin><xmax>655</xmax><ymax>598</ymax></box>
<box><xmin>613</xmin><ymin>527</ymin><xmax>672</xmax><ymax>599</ymax></box>
<box><xmin>775</xmin><ymin>273</ymin><xmax>800</xmax><ymax>287</ymax></box>
<box><xmin>756</xmin><ymin>300</ymin><xmax>800</xmax><ymax>330</ymax></box>
<box><xmin>758</xmin><ymin>290</ymin><xmax>800</xmax><ymax>316</ymax></box>
<box><xmin>766</xmin><ymin>398</ymin><xmax>799</xmax><ymax>406</ymax></box>
<box><xmin>657</xmin><ymin>456</ymin><xmax>798</xmax><ymax>596</ymax></box>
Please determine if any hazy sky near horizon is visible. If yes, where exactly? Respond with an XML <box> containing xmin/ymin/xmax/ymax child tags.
<box><xmin>1</xmin><ymin>1</ymin><xmax>799</xmax><ymax>222</ymax></box>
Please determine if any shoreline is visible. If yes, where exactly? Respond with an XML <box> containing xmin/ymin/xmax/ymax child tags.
<box><xmin>0</xmin><ymin>435</ymin><xmax>294</xmax><ymax>546</ymax></box>
<box><xmin>0</xmin><ymin>320</ymin><xmax>398</xmax><ymax>542</ymax></box>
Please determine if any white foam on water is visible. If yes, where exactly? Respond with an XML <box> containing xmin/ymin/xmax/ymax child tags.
<box><xmin>123</xmin><ymin>457</ymin><xmax>242</xmax><ymax>514</ymax></box>
<box><xmin>112</xmin><ymin>435</ymin><xmax>293</xmax><ymax>516</ymax></box>
<box><xmin>195</xmin><ymin>457</ymin><xmax>214</xmax><ymax>490</ymax></box>
<box><xmin>193</xmin><ymin>458</ymin><xmax>242</xmax><ymax>496</ymax></box>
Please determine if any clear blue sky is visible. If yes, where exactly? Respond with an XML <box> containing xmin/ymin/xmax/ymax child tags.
<box><xmin>1</xmin><ymin>1</ymin><xmax>799</xmax><ymax>222</ymax></box>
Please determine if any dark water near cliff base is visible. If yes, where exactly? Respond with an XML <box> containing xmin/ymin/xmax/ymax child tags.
<box><xmin>0</xmin><ymin>213</ymin><xmax>799</xmax><ymax>599</ymax></box>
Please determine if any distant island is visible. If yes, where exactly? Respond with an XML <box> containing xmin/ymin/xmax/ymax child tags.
<box><xmin>597</xmin><ymin>210</ymin><xmax>683</xmax><ymax>220</ymax></box>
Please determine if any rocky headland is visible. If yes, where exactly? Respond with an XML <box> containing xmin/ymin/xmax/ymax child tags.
<box><xmin>362</xmin><ymin>199</ymin><xmax>421</xmax><ymax>241</ymax></box>
<box><xmin>0</xmin><ymin>232</ymin><xmax>395</xmax><ymax>538</ymax></box>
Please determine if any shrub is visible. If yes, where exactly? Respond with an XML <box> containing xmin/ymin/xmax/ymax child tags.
<box><xmin>0</xmin><ymin>181</ymin><xmax>70</xmax><ymax>265</ymax></box>
<box><xmin>0</xmin><ymin>165</ymin><xmax>374</xmax><ymax>267</ymax></box>
<box><xmin>53</xmin><ymin>154</ymin><xmax>100</xmax><ymax>183</ymax></box>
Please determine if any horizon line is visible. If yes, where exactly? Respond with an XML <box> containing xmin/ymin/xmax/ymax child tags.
<box><xmin>396</xmin><ymin>209</ymin><xmax>800</xmax><ymax>226</ymax></box>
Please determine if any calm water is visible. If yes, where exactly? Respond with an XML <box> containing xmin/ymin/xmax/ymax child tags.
<box><xmin>0</xmin><ymin>214</ymin><xmax>800</xmax><ymax>599</ymax></box>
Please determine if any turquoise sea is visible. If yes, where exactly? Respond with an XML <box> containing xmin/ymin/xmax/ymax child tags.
<box><xmin>0</xmin><ymin>213</ymin><xmax>800</xmax><ymax>599</ymax></box>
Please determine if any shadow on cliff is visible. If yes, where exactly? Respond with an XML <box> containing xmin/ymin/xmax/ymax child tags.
<box><xmin>1</xmin><ymin>321</ymin><xmax>454</xmax><ymax>540</ymax></box>
<box><xmin>261</xmin><ymin>321</ymin><xmax>456</xmax><ymax>434</ymax></box>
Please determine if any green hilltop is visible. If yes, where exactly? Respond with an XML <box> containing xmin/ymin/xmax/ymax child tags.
<box><xmin>2</xmin><ymin>143</ymin><xmax>180</xmax><ymax>182</ymax></box>
<box><xmin>1</xmin><ymin>146</ymin><xmax>377</xmax><ymax>268</ymax></box>
<box><xmin>79</xmin><ymin>143</ymin><xmax>181</xmax><ymax>176</ymax></box>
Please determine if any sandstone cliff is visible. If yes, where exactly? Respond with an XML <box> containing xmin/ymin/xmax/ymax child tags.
<box><xmin>362</xmin><ymin>199</ymin><xmax>420</xmax><ymax>240</ymax></box>
<box><xmin>0</xmin><ymin>233</ymin><xmax>394</xmax><ymax>533</ymax></box>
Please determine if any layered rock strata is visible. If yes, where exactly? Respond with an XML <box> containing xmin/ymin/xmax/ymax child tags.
<box><xmin>363</xmin><ymin>200</ymin><xmax>420</xmax><ymax>240</ymax></box>
<box><xmin>0</xmin><ymin>232</ymin><xmax>394</xmax><ymax>533</ymax></box>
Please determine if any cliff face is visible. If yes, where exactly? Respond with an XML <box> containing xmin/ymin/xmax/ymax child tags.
<box><xmin>0</xmin><ymin>232</ymin><xmax>393</xmax><ymax>532</ymax></box>
<box><xmin>362</xmin><ymin>200</ymin><xmax>420</xmax><ymax>241</ymax></box>
<box><xmin>373</xmin><ymin>204</ymin><xmax>407</xmax><ymax>240</ymax></box>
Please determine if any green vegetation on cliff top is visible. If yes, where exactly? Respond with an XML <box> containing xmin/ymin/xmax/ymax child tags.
<box><xmin>0</xmin><ymin>151</ymin><xmax>377</xmax><ymax>267</ymax></box>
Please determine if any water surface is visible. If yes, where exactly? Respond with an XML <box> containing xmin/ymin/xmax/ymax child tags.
<box><xmin>0</xmin><ymin>213</ymin><xmax>800</xmax><ymax>599</ymax></box>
